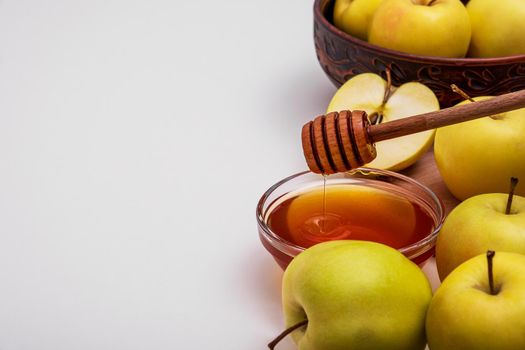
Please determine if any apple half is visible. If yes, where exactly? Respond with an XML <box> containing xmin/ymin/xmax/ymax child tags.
<box><xmin>327</xmin><ymin>73</ymin><xmax>440</xmax><ymax>171</ymax></box>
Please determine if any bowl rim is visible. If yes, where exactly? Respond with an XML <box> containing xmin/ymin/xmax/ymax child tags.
<box><xmin>314</xmin><ymin>0</ymin><xmax>525</xmax><ymax>65</ymax></box>
<box><xmin>256</xmin><ymin>168</ymin><xmax>445</xmax><ymax>261</ymax></box>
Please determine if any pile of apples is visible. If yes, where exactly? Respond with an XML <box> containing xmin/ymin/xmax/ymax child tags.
<box><xmin>267</xmin><ymin>61</ymin><xmax>525</xmax><ymax>349</ymax></box>
<box><xmin>270</xmin><ymin>236</ymin><xmax>525</xmax><ymax>349</ymax></box>
<box><xmin>334</xmin><ymin>0</ymin><xmax>525</xmax><ymax>58</ymax></box>
<box><xmin>269</xmin><ymin>174</ymin><xmax>525</xmax><ymax>349</ymax></box>
<box><xmin>264</xmin><ymin>1</ymin><xmax>525</xmax><ymax>344</ymax></box>
<box><xmin>268</xmin><ymin>132</ymin><xmax>525</xmax><ymax>349</ymax></box>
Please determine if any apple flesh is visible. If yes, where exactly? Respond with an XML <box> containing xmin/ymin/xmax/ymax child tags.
<box><xmin>327</xmin><ymin>73</ymin><xmax>439</xmax><ymax>171</ymax></box>
<box><xmin>467</xmin><ymin>0</ymin><xmax>525</xmax><ymax>57</ymax></box>
<box><xmin>368</xmin><ymin>0</ymin><xmax>471</xmax><ymax>57</ymax></box>
<box><xmin>281</xmin><ymin>240</ymin><xmax>432</xmax><ymax>350</ymax></box>
<box><xmin>435</xmin><ymin>190</ymin><xmax>525</xmax><ymax>281</ymax></box>
<box><xmin>427</xmin><ymin>251</ymin><xmax>525</xmax><ymax>349</ymax></box>
<box><xmin>434</xmin><ymin>97</ymin><xmax>525</xmax><ymax>200</ymax></box>
<box><xmin>333</xmin><ymin>0</ymin><xmax>384</xmax><ymax>41</ymax></box>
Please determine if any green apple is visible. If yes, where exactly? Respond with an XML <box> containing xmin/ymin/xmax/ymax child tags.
<box><xmin>435</xmin><ymin>184</ymin><xmax>525</xmax><ymax>280</ymax></box>
<box><xmin>333</xmin><ymin>0</ymin><xmax>384</xmax><ymax>41</ymax></box>
<box><xmin>467</xmin><ymin>0</ymin><xmax>525</xmax><ymax>57</ymax></box>
<box><xmin>327</xmin><ymin>72</ymin><xmax>439</xmax><ymax>171</ymax></box>
<box><xmin>434</xmin><ymin>97</ymin><xmax>525</xmax><ymax>200</ymax></box>
<box><xmin>368</xmin><ymin>0</ymin><xmax>471</xmax><ymax>57</ymax></box>
<box><xmin>273</xmin><ymin>240</ymin><xmax>432</xmax><ymax>350</ymax></box>
<box><xmin>427</xmin><ymin>251</ymin><xmax>525</xmax><ymax>349</ymax></box>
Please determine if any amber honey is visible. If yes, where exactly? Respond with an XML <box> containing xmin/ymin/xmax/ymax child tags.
<box><xmin>267</xmin><ymin>184</ymin><xmax>434</xmax><ymax>250</ymax></box>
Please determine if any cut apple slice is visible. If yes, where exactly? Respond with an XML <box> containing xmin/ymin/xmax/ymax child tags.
<box><xmin>327</xmin><ymin>73</ymin><xmax>440</xmax><ymax>171</ymax></box>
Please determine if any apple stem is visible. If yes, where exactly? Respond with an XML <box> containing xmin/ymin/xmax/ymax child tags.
<box><xmin>268</xmin><ymin>319</ymin><xmax>308</xmax><ymax>350</ymax></box>
<box><xmin>451</xmin><ymin>84</ymin><xmax>476</xmax><ymax>103</ymax></box>
<box><xmin>487</xmin><ymin>250</ymin><xmax>496</xmax><ymax>295</ymax></box>
<box><xmin>382</xmin><ymin>68</ymin><xmax>393</xmax><ymax>105</ymax></box>
<box><xmin>369</xmin><ymin>68</ymin><xmax>392</xmax><ymax>125</ymax></box>
<box><xmin>505</xmin><ymin>177</ymin><xmax>519</xmax><ymax>215</ymax></box>
<box><xmin>427</xmin><ymin>0</ymin><xmax>438</xmax><ymax>6</ymax></box>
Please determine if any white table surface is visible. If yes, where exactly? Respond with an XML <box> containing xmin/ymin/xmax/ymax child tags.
<box><xmin>0</xmin><ymin>1</ymin><xmax>440</xmax><ymax>349</ymax></box>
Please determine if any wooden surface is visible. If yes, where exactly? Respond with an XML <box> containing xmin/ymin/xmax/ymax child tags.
<box><xmin>401</xmin><ymin>150</ymin><xmax>460</xmax><ymax>217</ymax></box>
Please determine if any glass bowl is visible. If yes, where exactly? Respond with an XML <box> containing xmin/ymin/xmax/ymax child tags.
<box><xmin>256</xmin><ymin>168</ymin><xmax>445</xmax><ymax>270</ymax></box>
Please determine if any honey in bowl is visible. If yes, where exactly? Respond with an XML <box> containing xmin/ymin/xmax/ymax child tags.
<box><xmin>257</xmin><ymin>170</ymin><xmax>444</xmax><ymax>269</ymax></box>
<box><xmin>267</xmin><ymin>184</ymin><xmax>435</xmax><ymax>251</ymax></box>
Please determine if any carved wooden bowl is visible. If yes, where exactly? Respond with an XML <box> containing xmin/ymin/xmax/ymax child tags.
<box><xmin>314</xmin><ymin>0</ymin><xmax>525</xmax><ymax>107</ymax></box>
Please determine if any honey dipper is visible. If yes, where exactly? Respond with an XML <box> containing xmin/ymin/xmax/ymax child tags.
<box><xmin>302</xmin><ymin>89</ymin><xmax>525</xmax><ymax>175</ymax></box>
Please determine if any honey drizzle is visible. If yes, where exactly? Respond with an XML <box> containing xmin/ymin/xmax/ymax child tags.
<box><xmin>322</xmin><ymin>174</ymin><xmax>327</xmax><ymax>233</ymax></box>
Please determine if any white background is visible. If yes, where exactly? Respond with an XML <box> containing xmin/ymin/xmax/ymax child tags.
<box><xmin>0</xmin><ymin>1</ymin><xmax>439</xmax><ymax>349</ymax></box>
<box><xmin>0</xmin><ymin>0</ymin><xmax>334</xmax><ymax>349</ymax></box>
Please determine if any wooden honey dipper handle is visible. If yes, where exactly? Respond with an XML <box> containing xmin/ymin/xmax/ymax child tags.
<box><xmin>302</xmin><ymin>89</ymin><xmax>525</xmax><ymax>175</ymax></box>
<box><xmin>370</xmin><ymin>88</ymin><xmax>525</xmax><ymax>142</ymax></box>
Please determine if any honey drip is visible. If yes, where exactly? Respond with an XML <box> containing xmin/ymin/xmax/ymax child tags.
<box><xmin>322</xmin><ymin>174</ymin><xmax>327</xmax><ymax>233</ymax></box>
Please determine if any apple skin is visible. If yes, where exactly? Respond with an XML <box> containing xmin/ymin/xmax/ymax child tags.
<box><xmin>368</xmin><ymin>0</ymin><xmax>471</xmax><ymax>57</ymax></box>
<box><xmin>467</xmin><ymin>0</ymin><xmax>525</xmax><ymax>57</ymax></box>
<box><xmin>435</xmin><ymin>193</ymin><xmax>525</xmax><ymax>281</ymax></box>
<box><xmin>333</xmin><ymin>0</ymin><xmax>384</xmax><ymax>41</ymax></box>
<box><xmin>427</xmin><ymin>252</ymin><xmax>525</xmax><ymax>349</ymax></box>
<box><xmin>434</xmin><ymin>97</ymin><xmax>525</xmax><ymax>201</ymax></box>
<box><xmin>282</xmin><ymin>240</ymin><xmax>432</xmax><ymax>350</ymax></box>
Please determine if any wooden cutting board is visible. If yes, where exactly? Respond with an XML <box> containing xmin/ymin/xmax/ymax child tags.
<box><xmin>402</xmin><ymin>151</ymin><xmax>459</xmax><ymax>294</ymax></box>
<box><xmin>401</xmin><ymin>150</ymin><xmax>460</xmax><ymax>217</ymax></box>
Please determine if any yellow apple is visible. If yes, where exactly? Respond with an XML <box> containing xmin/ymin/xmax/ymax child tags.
<box><xmin>435</xmin><ymin>190</ymin><xmax>525</xmax><ymax>281</ymax></box>
<box><xmin>434</xmin><ymin>97</ymin><xmax>525</xmax><ymax>200</ymax></box>
<box><xmin>467</xmin><ymin>0</ymin><xmax>525</xmax><ymax>57</ymax></box>
<box><xmin>327</xmin><ymin>73</ymin><xmax>439</xmax><ymax>171</ymax></box>
<box><xmin>277</xmin><ymin>240</ymin><xmax>432</xmax><ymax>350</ymax></box>
<box><xmin>427</xmin><ymin>251</ymin><xmax>525</xmax><ymax>349</ymax></box>
<box><xmin>333</xmin><ymin>0</ymin><xmax>384</xmax><ymax>41</ymax></box>
<box><xmin>368</xmin><ymin>0</ymin><xmax>471</xmax><ymax>57</ymax></box>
